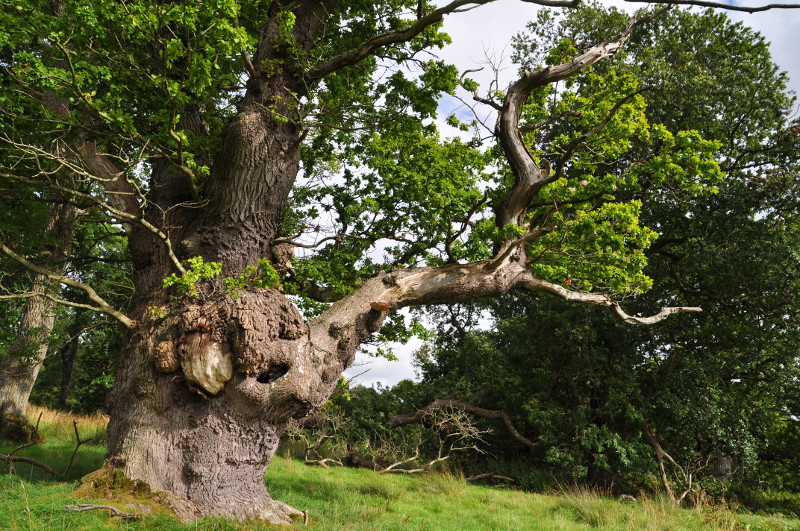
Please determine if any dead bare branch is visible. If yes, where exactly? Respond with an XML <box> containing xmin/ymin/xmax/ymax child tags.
<box><xmin>0</xmin><ymin>242</ymin><xmax>135</xmax><ymax>328</ymax></box>
<box><xmin>389</xmin><ymin>399</ymin><xmax>539</xmax><ymax>450</ymax></box>
<box><xmin>623</xmin><ymin>1</ymin><xmax>800</xmax><ymax>13</ymax></box>
<box><xmin>62</xmin><ymin>420</ymin><xmax>92</xmax><ymax>478</ymax></box>
<box><xmin>63</xmin><ymin>505</ymin><xmax>140</xmax><ymax>520</ymax></box>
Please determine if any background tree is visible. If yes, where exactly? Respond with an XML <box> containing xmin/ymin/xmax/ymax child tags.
<box><xmin>1</xmin><ymin>0</ymin><xmax>797</xmax><ymax>524</ymax></box>
<box><xmin>0</xmin><ymin>193</ymin><xmax>79</xmax><ymax>441</ymax></box>
<box><xmin>405</xmin><ymin>3</ymin><xmax>800</xmax><ymax>504</ymax></box>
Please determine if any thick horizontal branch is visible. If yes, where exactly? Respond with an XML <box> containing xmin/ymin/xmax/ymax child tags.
<box><xmin>305</xmin><ymin>0</ymin><xmax>585</xmax><ymax>82</ymax></box>
<box><xmin>309</xmin><ymin>253</ymin><xmax>701</xmax><ymax>368</ymax></box>
<box><xmin>389</xmin><ymin>399</ymin><xmax>539</xmax><ymax>449</ymax></box>
<box><xmin>0</xmin><ymin>243</ymin><xmax>135</xmax><ymax>329</ymax></box>
<box><xmin>623</xmin><ymin>1</ymin><xmax>800</xmax><ymax>13</ymax></box>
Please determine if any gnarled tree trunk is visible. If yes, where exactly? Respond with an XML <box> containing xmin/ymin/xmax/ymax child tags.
<box><xmin>105</xmin><ymin>290</ymin><xmax>353</xmax><ymax>522</ymax></box>
<box><xmin>103</xmin><ymin>93</ymin><xmax>356</xmax><ymax>521</ymax></box>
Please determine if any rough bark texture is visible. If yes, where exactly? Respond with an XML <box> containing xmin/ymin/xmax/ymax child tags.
<box><xmin>106</xmin><ymin>287</ymin><xmax>351</xmax><ymax>522</ymax></box>
<box><xmin>0</xmin><ymin>201</ymin><xmax>78</xmax><ymax>442</ymax></box>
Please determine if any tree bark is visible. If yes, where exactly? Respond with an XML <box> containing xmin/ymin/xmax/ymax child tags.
<box><xmin>0</xmin><ymin>201</ymin><xmax>79</xmax><ymax>442</ymax></box>
<box><xmin>105</xmin><ymin>289</ymin><xmax>346</xmax><ymax>522</ymax></box>
<box><xmin>103</xmin><ymin>102</ymin><xmax>342</xmax><ymax>521</ymax></box>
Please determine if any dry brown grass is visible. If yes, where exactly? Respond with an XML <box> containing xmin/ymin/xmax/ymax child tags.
<box><xmin>26</xmin><ymin>404</ymin><xmax>108</xmax><ymax>445</ymax></box>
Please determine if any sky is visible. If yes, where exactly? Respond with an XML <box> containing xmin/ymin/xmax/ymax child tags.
<box><xmin>342</xmin><ymin>0</ymin><xmax>800</xmax><ymax>388</ymax></box>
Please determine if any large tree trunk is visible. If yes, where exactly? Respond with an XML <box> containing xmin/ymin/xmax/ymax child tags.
<box><xmin>105</xmin><ymin>289</ymin><xmax>348</xmax><ymax>522</ymax></box>
<box><xmin>0</xmin><ymin>201</ymin><xmax>78</xmax><ymax>442</ymax></box>
<box><xmin>103</xmin><ymin>100</ymin><xmax>355</xmax><ymax>521</ymax></box>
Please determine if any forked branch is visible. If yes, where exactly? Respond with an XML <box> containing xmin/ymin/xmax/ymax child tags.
<box><xmin>494</xmin><ymin>7</ymin><xmax>667</xmax><ymax>226</ymax></box>
<box><xmin>389</xmin><ymin>399</ymin><xmax>539</xmax><ymax>449</ymax></box>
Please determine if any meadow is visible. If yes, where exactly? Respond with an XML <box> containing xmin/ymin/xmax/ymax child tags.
<box><xmin>1</xmin><ymin>406</ymin><xmax>798</xmax><ymax>530</ymax></box>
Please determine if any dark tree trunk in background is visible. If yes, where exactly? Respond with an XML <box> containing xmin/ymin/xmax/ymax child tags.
<box><xmin>0</xmin><ymin>201</ymin><xmax>79</xmax><ymax>442</ymax></box>
<box><xmin>57</xmin><ymin>329</ymin><xmax>80</xmax><ymax>410</ymax></box>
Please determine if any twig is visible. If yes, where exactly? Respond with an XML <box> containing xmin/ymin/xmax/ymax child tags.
<box><xmin>62</xmin><ymin>420</ymin><xmax>92</xmax><ymax>478</ymax></box>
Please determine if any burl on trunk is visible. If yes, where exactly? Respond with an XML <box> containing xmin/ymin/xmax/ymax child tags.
<box><xmin>105</xmin><ymin>289</ymin><xmax>357</xmax><ymax>522</ymax></box>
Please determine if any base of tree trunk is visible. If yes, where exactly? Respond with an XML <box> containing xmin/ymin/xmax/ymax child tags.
<box><xmin>75</xmin><ymin>464</ymin><xmax>302</xmax><ymax>524</ymax></box>
<box><xmin>0</xmin><ymin>413</ymin><xmax>44</xmax><ymax>444</ymax></box>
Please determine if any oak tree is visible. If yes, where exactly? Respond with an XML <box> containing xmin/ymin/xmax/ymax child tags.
<box><xmin>1</xmin><ymin>0</ymin><xmax>797</xmax><ymax>523</ymax></box>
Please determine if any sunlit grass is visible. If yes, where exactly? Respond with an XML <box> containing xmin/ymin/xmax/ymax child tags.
<box><xmin>27</xmin><ymin>404</ymin><xmax>108</xmax><ymax>446</ymax></box>
<box><xmin>2</xmin><ymin>406</ymin><xmax>799</xmax><ymax>530</ymax></box>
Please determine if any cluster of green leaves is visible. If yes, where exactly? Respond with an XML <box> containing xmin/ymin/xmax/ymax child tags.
<box><xmin>286</xmin><ymin>51</ymin><xmax>487</xmax><ymax>317</ymax></box>
<box><xmin>0</xmin><ymin>0</ymin><xmax>262</xmax><ymax>195</ymax></box>
<box><xmin>162</xmin><ymin>256</ymin><xmax>281</xmax><ymax>298</ymax></box>
<box><xmin>223</xmin><ymin>258</ymin><xmax>281</xmax><ymax>298</ymax></box>
<box><xmin>162</xmin><ymin>256</ymin><xmax>222</xmax><ymax>296</ymax></box>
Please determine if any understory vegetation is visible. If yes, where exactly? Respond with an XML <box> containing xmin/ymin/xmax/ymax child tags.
<box><xmin>0</xmin><ymin>406</ymin><xmax>798</xmax><ymax>530</ymax></box>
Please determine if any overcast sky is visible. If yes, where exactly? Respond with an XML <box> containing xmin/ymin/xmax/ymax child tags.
<box><xmin>343</xmin><ymin>0</ymin><xmax>800</xmax><ymax>388</ymax></box>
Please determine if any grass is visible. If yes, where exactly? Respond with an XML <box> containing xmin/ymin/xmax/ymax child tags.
<box><xmin>26</xmin><ymin>404</ymin><xmax>109</xmax><ymax>446</ymax></box>
<box><xmin>1</xmin><ymin>406</ymin><xmax>799</xmax><ymax>530</ymax></box>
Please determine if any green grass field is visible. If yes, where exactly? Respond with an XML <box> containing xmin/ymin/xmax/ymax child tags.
<box><xmin>2</xmin><ymin>407</ymin><xmax>799</xmax><ymax>530</ymax></box>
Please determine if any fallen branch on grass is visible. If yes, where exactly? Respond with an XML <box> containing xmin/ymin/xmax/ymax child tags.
<box><xmin>63</xmin><ymin>504</ymin><xmax>140</xmax><ymax>520</ymax></box>
<box><xmin>0</xmin><ymin>453</ymin><xmax>58</xmax><ymax>475</ymax></box>
<box><xmin>305</xmin><ymin>457</ymin><xmax>343</xmax><ymax>468</ymax></box>
<box><xmin>1</xmin><ymin>416</ymin><xmax>92</xmax><ymax>478</ymax></box>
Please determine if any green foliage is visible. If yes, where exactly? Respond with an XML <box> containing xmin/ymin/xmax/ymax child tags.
<box><xmin>223</xmin><ymin>258</ymin><xmax>281</xmax><ymax>298</ymax></box>
<box><xmin>162</xmin><ymin>256</ymin><xmax>222</xmax><ymax>296</ymax></box>
<box><xmin>162</xmin><ymin>257</ymin><xmax>282</xmax><ymax>298</ymax></box>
